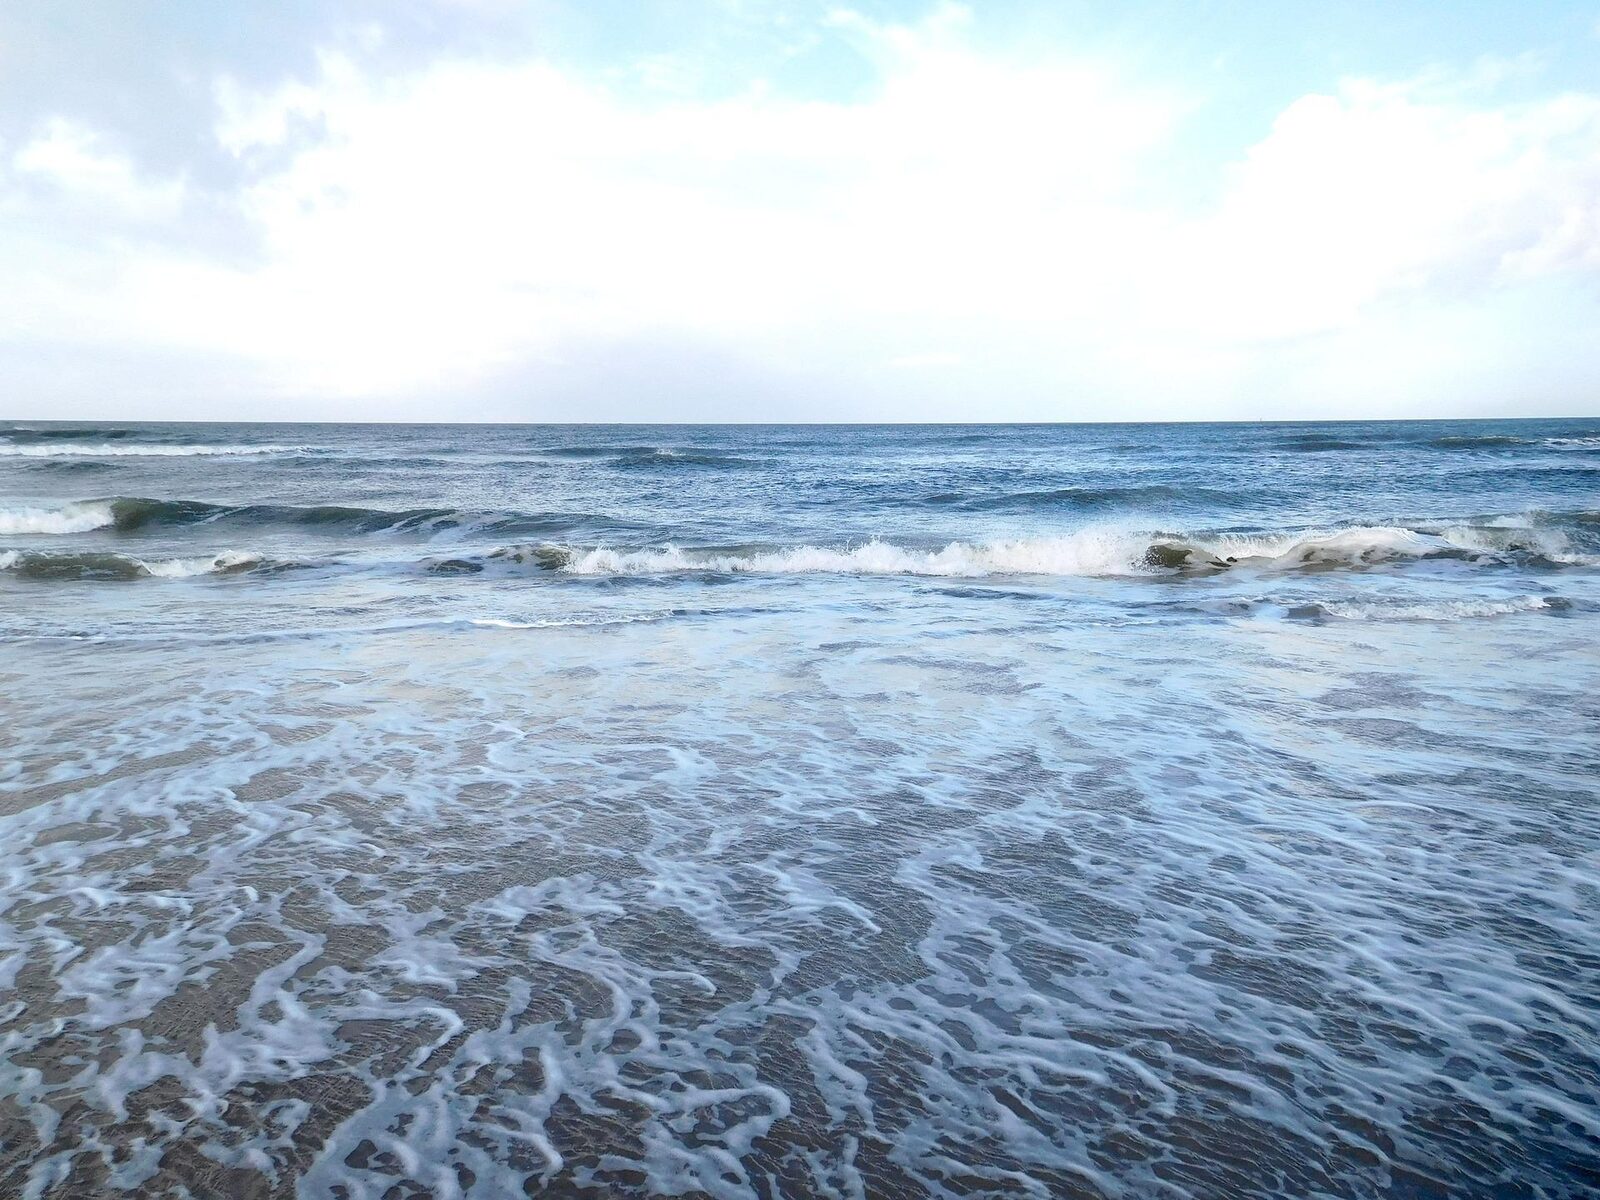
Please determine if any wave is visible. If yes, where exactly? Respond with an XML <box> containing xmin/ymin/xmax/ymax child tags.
<box><xmin>923</xmin><ymin>484</ymin><xmax>1224</xmax><ymax>511</ymax></box>
<box><xmin>1428</xmin><ymin>434</ymin><xmax>1534</xmax><ymax>449</ymax></box>
<box><xmin>552</xmin><ymin>537</ymin><xmax>1146</xmax><ymax>577</ymax></box>
<box><xmin>0</xmin><ymin>502</ymin><xmax>118</xmax><ymax>535</ymax></box>
<box><xmin>0</xmin><ymin>549</ymin><xmax>266</xmax><ymax>581</ymax></box>
<box><xmin>1166</xmin><ymin>521</ymin><xmax>1596</xmax><ymax>570</ymax></box>
<box><xmin>612</xmin><ymin>448</ymin><xmax>757</xmax><ymax>468</ymax></box>
<box><xmin>528</xmin><ymin>520</ymin><xmax>1600</xmax><ymax>579</ymax></box>
<box><xmin>18</xmin><ymin>459</ymin><xmax>123</xmax><ymax>474</ymax></box>
<box><xmin>6</xmin><ymin>508</ymin><xmax>1594</xmax><ymax>583</ymax></box>
<box><xmin>0</xmin><ymin>497</ymin><xmax>612</xmax><ymax>539</ymax></box>
<box><xmin>0</xmin><ymin>607</ymin><xmax>738</xmax><ymax>646</ymax></box>
<box><xmin>107</xmin><ymin>497</ymin><xmax>467</xmax><ymax>535</ymax></box>
<box><xmin>1</xmin><ymin>426</ymin><xmax>133</xmax><ymax>443</ymax></box>
<box><xmin>541</xmin><ymin>443</ymin><xmax>661</xmax><ymax>458</ymax></box>
<box><xmin>539</xmin><ymin>444</ymin><xmax>757</xmax><ymax>468</ymax></box>
<box><xmin>1275</xmin><ymin>434</ymin><xmax>1366</xmax><ymax>451</ymax></box>
<box><xmin>1428</xmin><ymin>431</ymin><xmax>1599</xmax><ymax>454</ymax></box>
<box><xmin>0</xmin><ymin>442</ymin><xmax>309</xmax><ymax>458</ymax></box>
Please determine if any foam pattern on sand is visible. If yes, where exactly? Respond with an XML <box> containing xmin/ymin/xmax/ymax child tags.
<box><xmin>2</xmin><ymin>604</ymin><xmax>1597</xmax><ymax>1198</ymax></box>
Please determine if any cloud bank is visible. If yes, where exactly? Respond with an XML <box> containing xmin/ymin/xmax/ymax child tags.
<box><xmin>3</xmin><ymin>2</ymin><xmax>1598</xmax><ymax>420</ymax></box>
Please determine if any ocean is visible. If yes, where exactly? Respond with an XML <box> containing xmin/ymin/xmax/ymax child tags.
<box><xmin>2</xmin><ymin>418</ymin><xmax>1598</xmax><ymax>1198</ymax></box>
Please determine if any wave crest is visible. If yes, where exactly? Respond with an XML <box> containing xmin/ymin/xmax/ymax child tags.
<box><xmin>0</xmin><ymin>549</ymin><xmax>265</xmax><ymax>580</ymax></box>
<box><xmin>530</xmin><ymin>522</ymin><xmax>1599</xmax><ymax>579</ymax></box>
<box><xmin>0</xmin><ymin>501</ymin><xmax>117</xmax><ymax>535</ymax></box>
<box><xmin>0</xmin><ymin>497</ymin><xmax>610</xmax><ymax>539</ymax></box>
<box><xmin>0</xmin><ymin>443</ymin><xmax>308</xmax><ymax>458</ymax></box>
<box><xmin>1</xmin><ymin>426</ymin><xmax>133</xmax><ymax>443</ymax></box>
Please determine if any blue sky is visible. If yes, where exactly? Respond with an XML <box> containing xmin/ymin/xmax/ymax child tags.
<box><xmin>3</xmin><ymin>1</ymin><xmax>1598</xmax><ymax>421</ymax></box>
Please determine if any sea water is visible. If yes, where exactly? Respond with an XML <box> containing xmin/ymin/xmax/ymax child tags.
<box><xmin>1</xmin><ymin>419</ymin><xmax>1597</xmax><ymax>1197</ymax></box>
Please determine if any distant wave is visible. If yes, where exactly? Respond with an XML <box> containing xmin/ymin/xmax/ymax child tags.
<box><xmin>1428</xmin><ymin>434</ymin><xmax>1535</xmax><ymax>449</ymax></box>
<box><xmin>0</xmin><ymin>442</ymin><xmax>310</xmax><ymax>458</ymax></box>
<box><xmin>1419</xmin><ymin>433</ymin><xmax>1599</xmax><ymax>451</ymax></box>
<box><xmin>922</xmin><ymin>484</ymin><xmax>1227</xmax><ymax>511</ymax></box>
<box><xmin>540</xmin><ymin>443</ymin><xmax>659</xmax><ymax>458</ymax></box>
<box><xmin>540</xmin><ymin>444</ymin><xmax>758</xmax><ymax>468</ymax></box>
<box><xmin>1275</xmin><ymin>434</ymin><xmax>1366</xmax><ymax>452</ymax></box>
<box><xmin>0</xmin><ymin>497</ymin><xmax>614</xmax><ymax>539</ymax></box>
<box><xmin>612</xmin><ymin>447</ymin><xmax>758</xmax><ymax>468</ymax></box>
<box><xmin>1</xmin><ymin>426</ymin><xmax>133</xmax><ymax>443</ymax></box>
<box><xmin>18</xmin><ymin>459</ymin><xmax>123</xmax><ymax>474</ymax></box>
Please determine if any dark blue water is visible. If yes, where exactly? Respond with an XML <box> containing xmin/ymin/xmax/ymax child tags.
<box><xmin>2</xmin><ymin>419</ymin><xmax>1598</xmax><ymax>1198</ymax></box>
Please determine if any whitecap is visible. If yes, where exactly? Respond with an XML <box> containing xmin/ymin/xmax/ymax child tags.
<box><xmin>0</xmin><ymin>501</ymin><xmax>116</xmax><ymax>535</ymax></box>
<box><xmin>549</xmin><ymin>522</ymin><xmax>1592</xmax><ymax>579</ymax></box>
<box><xmin>559</xmin><ymin>533</ymin><xmax>1163</xmax><ymax>578</ymax></box>
<box><xmin>139</xmin><ymin>551</ymin><xmax>264</xmax><ymax>578</ymax></box>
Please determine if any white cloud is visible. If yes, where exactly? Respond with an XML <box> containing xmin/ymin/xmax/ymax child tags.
<box><xmin>888</xmin><ymin>351</ymin><xmax>965</xmax><ymax>369</ymax></box>
<box><xmin>3</xmin><ymin>5</ymin><xmax>1599</xmax><ymax>419</ymax></box>
<box><xmin>1158</xmin><ymin>78</ymin><xmax>1600</xmax><ymax>343</ymax></box>
<box><xmin>12</xmin><ymin>119</ymin><xmax>184</xmax><ymax>222</ymax></box>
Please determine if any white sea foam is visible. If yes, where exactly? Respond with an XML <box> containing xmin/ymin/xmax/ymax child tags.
<box><xmin>1220</xmin><ymin>523</ymin><xmax>1599</xmax><ymax>568</ymax></box>
<box><xmin>553</xmin><ymin>523</ymin><xmax>1590</xmax><ymax>579</ymax></box>
<box><xmin>1206</xmin><ymin>525</ymin><xmax>1437</xmax><ymax>564</ymax></box>
<box><xmin>139</xmin><ymin>551</ymin><xmax>263</xmax><ymax>577</ymax></box>
<box><xmin>464</xmin><ymin>614</ymin><xmax>670</xmax><ymax>630</ymax></box>
<box><xmin>0</xmin><ymin>443</ymin><xmax>305</xmax><ymax>458</ymax></box>
<box><xmin>0</xmin><ymin>501</ymin><xmax>116</xmax><ymax>534</ymax></box>
<box><xmin>5</xmin><ymin>599</ymin><xmax>1596</xmax><ymax>1198</ymax></box>
<box><xmin>1317</xmin><ymin>595</ymin><xmax>1555</xmax><ymax>621</ymax></box>
<box><xmin>1435</xmin><ymin>521</ymin><xmax>1598</xmax><ymax>565</ymax></box>
<box><xmin>560</xmin><ymin>533</ymin><xmax>1147</xmax><ymax>578</ymax></box>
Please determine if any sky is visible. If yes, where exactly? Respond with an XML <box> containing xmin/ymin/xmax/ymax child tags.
<box><xmin>3</xmin><ymin>0</ymin><xmax>1599</xmax><ymax>423</ymax></box>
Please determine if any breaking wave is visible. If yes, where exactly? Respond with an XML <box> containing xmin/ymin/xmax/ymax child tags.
<box><xmin>536</xmin><ymin>520</ymin><xmax>1600</xmax><ymax>579</ymax></box>
<box><xmin>4</xmin><ymin>503</ymin><xmax>1596</xmax><ymax>584</ymax></box>
<box><xmin>0</xmin><ymin>549</ymin><xmax>266</xmax><ymax>581</ymax></box>
<box><xmin>0</xmin><ymin>502</ymin><xmax>118</xmax><ymax>535</ymax></box>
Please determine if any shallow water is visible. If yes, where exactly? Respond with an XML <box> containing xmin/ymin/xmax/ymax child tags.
<box><xmin>2</xmin><ymin>419</ymin><xmax>1598</xmax><ymax>1197</ymax></box>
